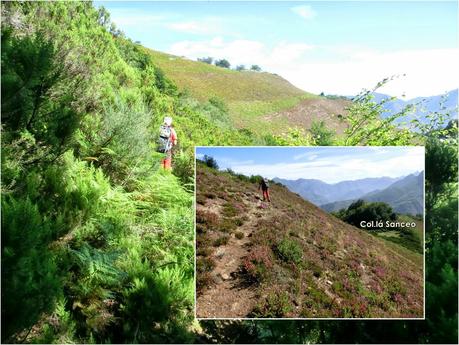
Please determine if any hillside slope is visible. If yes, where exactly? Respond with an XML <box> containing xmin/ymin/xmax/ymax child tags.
<box><xmin>147</xmin><ymin>50</ymin><xmax>307</xmax><ymax>102</ymax></box>
<box><xmin>147</xmin><ymin>49</ymin><xmax>349</xmax><ymax>134</ymax></box>
<box><xmin>196</xmin><ymin>163</ymin><xmax>423</xmax><ymax>318</ymax></box>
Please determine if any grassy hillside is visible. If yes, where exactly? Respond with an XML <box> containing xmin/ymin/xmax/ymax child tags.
<box><xmin>375</xmin><ymin>215</ymin><xmax>424</xmax><ymax>254</ymax></box>
<box><xmin>147</xmin><ymin>50</ymin><xmax>307</xmax><ymax>102</ymax></box>
<box><xmin>196</xmin><ymin>162</ymin><xmax>423</xmax><ymax>318</ymax></box>
<box><xmin>147</xmin><ymin>49</ymin><xmax>349</xmax><ymax>134</ymax></box>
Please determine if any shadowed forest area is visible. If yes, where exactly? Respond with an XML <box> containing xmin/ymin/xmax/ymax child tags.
<box><xmin>1</xmin><ymin>1</ymin><xmax>457</xmax><ymax>343</ymax></box>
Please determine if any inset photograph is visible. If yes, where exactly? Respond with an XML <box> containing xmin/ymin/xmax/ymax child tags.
<box><xmin>195</xmin><ymin>146</ymin><xmax>424</xmax><ymax>319</ymax></box>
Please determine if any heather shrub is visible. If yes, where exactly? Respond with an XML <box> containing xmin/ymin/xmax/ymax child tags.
<box><xmin>197</xmin><ymin>257</ymin><xmax>216</xmax><ymax>274</ymax></box>
<box><xmin>251</xmin><ymin>290</ymin><xmax>293</xmax><ymax>317</ymax></box>
<box><xmin>235</xmin><ymin>231</ymin><xmax>244</xmax><ymax>239</ymax></box>
<box><xmin>213</xmin><ymin>235</ymin><xmax>230</xmax><ymax>247</ymax></box>
<box><xmin>196</xmin><ymin>209</ymin><xmax>219</xmax><ymax>230</ymax></box>
<box><xmin>242</xmin><ymin>245</ymin><xmax>273</xmax><ymax>283</ymax></box>
<box><xmin>219</xmin><ymin>218</ymin><xmax>238</xmax><ymax>233</ymax></box>
<box><xmin>222</xmin><ymin>202</ymin><xmax>239</xmax><ymax>217</ymax></box>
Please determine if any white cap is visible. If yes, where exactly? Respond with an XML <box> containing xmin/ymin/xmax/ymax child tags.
<box><xmin>164</xmin><ymin>116</ymin><xmax>172</xmax><ymax>126</ymax></box>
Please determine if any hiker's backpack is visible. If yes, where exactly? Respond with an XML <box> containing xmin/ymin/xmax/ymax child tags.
<box><xmin>264</xmin><ymin>179</ymin><xmax>269</xmax><ymax>188</ymax></box>
<box><xmin>157</xmin><ymin>125</ymin><xmax>172</xmax><ymax>153</ymax></box>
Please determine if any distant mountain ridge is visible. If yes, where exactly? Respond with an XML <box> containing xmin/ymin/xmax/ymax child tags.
<box><xmin>273</xmin><ymin>176</ymin><xmax>402</xmax><ymax>206</ymax></box>
<box><xmin>371</xmin><ymin>90</ymin><xmax>458</xmax><ymax>125</ymax></box>
<box><xmin>321</xmin><ymin>172</ymin><xmax>424</xmax><ymax>215</ymax></box>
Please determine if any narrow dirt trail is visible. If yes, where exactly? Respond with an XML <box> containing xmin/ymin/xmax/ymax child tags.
<box><xmin>197</xmin><ymin>192</ymin><xmax>275</xmax><ymax>318</ymax></box>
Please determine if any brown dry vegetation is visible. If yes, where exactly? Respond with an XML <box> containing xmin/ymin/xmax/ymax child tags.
<box><xmin>195</xmin><ymin>162</ymin><xmax>423</xmax><ymax>319</ymax></box>
<box><xmin>262</xmin><ymin>97</ymin><xmax>351</xmax><ymax>135</ymax></box>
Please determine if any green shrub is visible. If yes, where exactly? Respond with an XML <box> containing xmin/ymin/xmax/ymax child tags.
<box><xmin>219</xmin><ymin>218</ymin><xmax>238</xmax><ymax>232</ymax></box>
<box><xmin>213</xmin><ymin>235</ymin><xmax>230</xmax><ymax>247</ymax></box>
<box><xmin>222</xmin><ymin>202</ymin><xmax>239</xmax><ymax>217</ymax></box>
<box><xmin>235</xmin><ymin>173</ymin><xmax>251</xmax><ymax>183</ymax></box>
<box><xmin>235</xmin><ymin>217</ymin><xmax>245</xmax><ymax>226</ymax></box>
<box><xmin>341</xmin><ymin>88</ymin><xmax>401</xmax><ymax>145</ymax></box>
<box><xmin>1</xmin><ymin>197</ymin><xmax>62</xmax><ymax>340</ymax></box>
<box><xmin>208</xmin><ymin>96</ymin><xmax>229</xmax><ymax>114</ymax></box>
<box><xmin>119</xmin><ymin>266</ymin><xmax>193</xmax><ymax>343</ymax></box>
<box><xmin>235</xmin><ymin>231</ymin><xmax>244</xmax><ymax>239</ymax></box>
<box><xmin>76</xmin><ymin>95</ymin><xmax>153</xmax><ymax>184</ymax></box>
<box><xmin>196</xmin><ymin>272</ymin><xmax>214</xmax><ymax>294</ymax></box>
<box><xmin>197</xmin><ymin>257</ymin><xmax>216</xmax><ymax>273</ymax></box>
<box><xmin>202</xmin><ymin>155</ymin><xmax>219</xmax><ymax>169</ymax></box>
<box><xmin>172</xmin><ymin>149</ymin><xmax>194</xmax><ymax>186</ymax></box>
<box><xmin>275</xmin><ymin>238</ymin><xmax>303</xmax><ymax>264</ymax></box>
<box><xmin>1</xmin><ymin>30</ymin><xmax>84</xmax><ymax>162</ymax></box>
<box><xmin>251</xmin><ymin>290</ymin><xmax>293</xmax><ymax>318</ymax></box>
<box><xmin>336</xmin><ymin>199</ymin><xmax>396</xmax><ymax>230</ymax></box>
<box><xmin>249</xmin><ymin>175</ymin><xmax>263</xmax><ymax>184</ymax></box>
<box><xmin>197</xmin><ymin>246</ymin><xmax>213</xmax><ymax>257</ymax></box>
<box><xmin>309</xmin><ymin>120</ymin><xmax>335</xmax><ymax>145</ymax></box>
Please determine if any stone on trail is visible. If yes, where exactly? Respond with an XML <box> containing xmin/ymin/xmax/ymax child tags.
<box><xmin>220</xmin><ymin>273</ymin><xmax>231</xmax><ymax>281</ymax></box>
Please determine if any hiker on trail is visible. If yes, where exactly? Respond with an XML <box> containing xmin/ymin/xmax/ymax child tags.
<box><xmin>158</xmin><ymin>116</ymin><xmax>177</xmax><ymax>170</ymax></box>
<box><xmin>259</xmin><ymin>177</ymin><xmax>271</xmax><ymax>202</ymax></box>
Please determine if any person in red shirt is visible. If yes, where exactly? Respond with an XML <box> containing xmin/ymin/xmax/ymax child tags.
<box><xmin>161</xmin><ymin>116</ymin><xmax>177</xmax><ymax>170</ymax></box>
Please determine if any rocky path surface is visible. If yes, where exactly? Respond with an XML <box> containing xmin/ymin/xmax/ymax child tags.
<box><xmin>196</xmin><ymin>192</ymin><xmax>274</xmax><ymax>318</ymax></box>
<box><xmin>262</xmin><ymin>98</ymin><xmax>350</xmax><ymax>134</ymax></box>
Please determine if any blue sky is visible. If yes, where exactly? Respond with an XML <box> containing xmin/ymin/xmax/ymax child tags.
<box><xmin>195</xmin><ymin>146</ymin><xmax>424</xmax><ymax>183</ymax></box>
<box><xmin>96</xmin><ymin>1</ymin><xmax>458</xmax><ymax>98</ymax></box>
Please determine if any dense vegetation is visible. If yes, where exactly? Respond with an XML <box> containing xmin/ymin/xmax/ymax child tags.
<box><xmin>334</xmin><ymin>200</ymin><xmax>424</xmax><ymax>254</ymax></box>
<box><xmin>1</xmin><ymin>2</ymin><xmax>250</xmax><ymax>342</ymax></box>
<box><xmin>334</xmin><ymin>199</ymin><xmax>396</xmax><ymax>228</ymax></box>
<box><xmin>1</xmin><ymin>1</ymin><xmax>457</xmax><ymax>343</ymax></box>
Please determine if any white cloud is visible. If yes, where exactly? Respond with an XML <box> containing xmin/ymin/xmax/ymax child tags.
<box><xmin>291</xmin><ymin>5</ymin><xmax>317</xmax><ymax>20</ymax></box>
<box><xmin>216</xmin><ymin>157</ymin><xmax>255</xmax><ymax>168</ymax></box>
<box><xmin>170</xmin><ymin>36</ymin><xmax>458</xmax><ymax>98</ymax></box>
<box><xmin>227</xmin><ymin>148</ymin><xmax>424</xmax><ymax>183</ymax></box>
<box><xmin>169</xmin><ymin>37</ymin><xmax>265</xmax><ymax>66</ymax></box>
<box><xmin>168</xmin><ymin>37</ymin><xmax>313</xmax><ymax>71</ymax></box>
<box><xmin>269</xmin><ymin>42</ymin><xmax>315</xmax><ymax>66</ymax></box>
<box><xmin>166</xmin><ymin>17</ymin><xmax>223</xmax><ymax>35</ymax></box>
<box><xmin>293</xmin><ymin>152</ymin><xmax>319</xmax><ymax>161</ymax></box>
<box><xmin>279</xmin><ymin>48</ymin><xmax>459</xmax><ymax>98</ymax></box>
